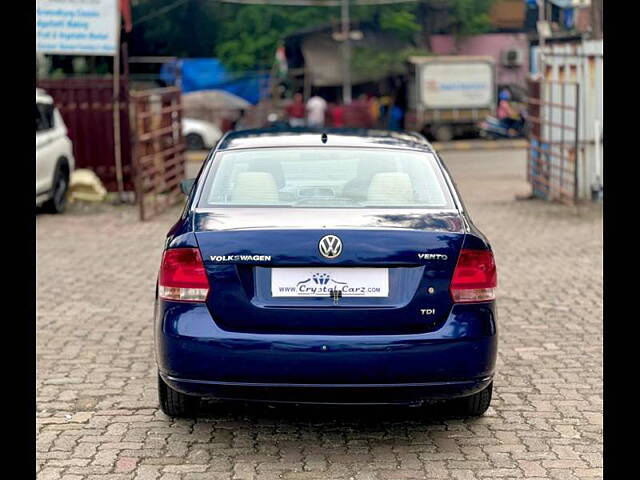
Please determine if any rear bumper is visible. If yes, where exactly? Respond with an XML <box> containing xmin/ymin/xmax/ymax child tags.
<box><xmin>161</xmin><ymin>375</ymin><xmax>493</xmax><ymax>405</ymax></box>
<box><xmin>155</xmin><ymin>302</ymin><xmax>497</xmax><ymax>403</ymax></box>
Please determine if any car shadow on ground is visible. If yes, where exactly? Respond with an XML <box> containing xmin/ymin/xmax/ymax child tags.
<box><xmin>184</xmin><ymin>399</ymin><xmax>484</xmax><ymax>428</ymax></box>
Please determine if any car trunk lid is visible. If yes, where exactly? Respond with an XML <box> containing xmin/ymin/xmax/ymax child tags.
<box><xmin>194</xmin><ymin>208</ymin><xmax>465</xmax><ymax>335</ymax></box>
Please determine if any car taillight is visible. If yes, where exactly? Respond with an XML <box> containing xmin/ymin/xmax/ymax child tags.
<box><xmin>450</xmin><ymin>249</ymin><xmax>497</xmax><ymax>303</ymax></box>
<box><xmin>158</xmin><ymin>248</ymin><xmax>209</xmax><ymax>302</ymax></box>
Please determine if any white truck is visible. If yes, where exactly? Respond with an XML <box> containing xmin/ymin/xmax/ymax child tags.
<box><xmin>406</xmin><ymin>56</ymin><xmax>496</xmax><ymax>142</ymax></box>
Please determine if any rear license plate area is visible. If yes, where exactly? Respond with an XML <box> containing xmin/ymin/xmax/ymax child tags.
<box><xmin>271</xmin><ymin>268</ymin><xmax>389</xmax><ymax>298</ymax></box>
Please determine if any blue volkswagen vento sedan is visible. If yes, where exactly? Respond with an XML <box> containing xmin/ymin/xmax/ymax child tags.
<box><xmin>155</xmin><ymin>129</ymin><xmax>497</xmax><ymax>417</ymax></box>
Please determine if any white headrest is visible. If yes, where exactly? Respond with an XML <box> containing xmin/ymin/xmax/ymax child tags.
<box><xmin>367</xmin><ymin>172</ymin><xmax>415</xmax><ymax>204</ymax></box>
<box><xmin>231</xmin><ymin>172</ymin><xmax>279</xmax><ymax>204</ymax></box>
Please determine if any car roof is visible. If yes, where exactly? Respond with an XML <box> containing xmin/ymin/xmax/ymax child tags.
<box><xmin>216</xmin><ymin>128</ymin><xmax>435</xmax><ymax>153</ymax></box>
<box><xmin>36</xmin><ymin>88</ymin><xmax>53</xmax><ymax>104</ymax></box>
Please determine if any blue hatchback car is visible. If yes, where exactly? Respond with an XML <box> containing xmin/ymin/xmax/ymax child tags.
<box><xmin>155</xmin><ymin>129</ymin><xmax>497</xmax><ymax>417</ymax></box>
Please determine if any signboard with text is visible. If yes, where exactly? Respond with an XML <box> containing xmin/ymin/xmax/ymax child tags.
<box><xmin>419</xmin><ymin>61</ymin><xmax>494</xmax><ymax>109</ymax></box>
<box><xmin>36</xmin><ymin>0</ymin><xmax>118</xmax><ymax>56</ymax></box>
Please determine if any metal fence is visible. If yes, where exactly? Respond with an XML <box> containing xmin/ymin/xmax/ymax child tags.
<box><xmin>543</xmin><ymin>40</ymin><xmax>603</xmax><ymax>201</ymax></box>
<box><xmin>526</xmin><ymin>40</ymin><xmax>603</xmax><ymax>202</ymax></box>
<box><xmin>526</xmin><ymin>78</ymin><xmax>580</xmax><ymax>204</ymax></box>
<box><xmin>129</xmin><ymin>87</ymin><xmax>186</xmax><ymax>221</ymax></box>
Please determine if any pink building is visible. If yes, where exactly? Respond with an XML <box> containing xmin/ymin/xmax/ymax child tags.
<box><xmin>429</xmin><ymin>33</ymin><xmax>530</xmax><ymax>87</ymax></box>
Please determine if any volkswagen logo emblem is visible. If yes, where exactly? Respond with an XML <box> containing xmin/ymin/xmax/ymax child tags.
<box><xmin>318</xmin><ymin>235</ymin><xmax>343</xmax><ymax>259</ymax></box>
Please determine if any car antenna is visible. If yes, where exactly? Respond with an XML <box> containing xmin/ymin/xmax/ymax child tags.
<box><xmin>321</xmin><ymin>132</ymin><xmax>328</xmax><ymax>144</ymax></box>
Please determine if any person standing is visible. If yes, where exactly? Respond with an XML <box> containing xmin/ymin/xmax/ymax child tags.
<box><xmin>368</xmin><ymin>94</ymin><xmax>380</xmax><ymax>128</ymax></box>
<box><xmin>388</xmin><ymin>104</ymin><xmax>404</xmax><ymax>131</ymax></box>
<box><xmin>354</xmin><ymin>94</ymin><xmax>373</xmax><ymax>128</ymax></box>
<box><xmin>306</xmin><ymin>94</ymin><xmax>328</xmax><ymax>128</ymax></box>
<box><xmin>285</xmin><ymin>93</ymin><xmax>306</xmax><ymax>127</ymax></box>
<box><xmin>330</xmin><ymin>102</ymin><xmax>345</xmax><ymax>128</ymax></box>
<box><xmin>379</xmin><ymin>95</ymin><xmax>392</xmax><ymax>127</ymax></box>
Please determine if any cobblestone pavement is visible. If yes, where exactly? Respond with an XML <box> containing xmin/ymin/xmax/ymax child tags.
<box><xmin>37</xmin><ymin>149</ymin><xmax>603</xmax><ymax>480</ymax></box>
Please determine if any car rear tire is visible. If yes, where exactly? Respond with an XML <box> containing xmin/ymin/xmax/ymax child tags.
<box><xmin>185</xmin><ymin>133</ymin><xmax>206</xmax><ymax>151</ymax></box>
<box><xmin>43</xmin><ymin>163</ymin><xmax>69</xmax><ymax>214</ymax></box>
<box><xmin>158</xmin><ymin>374</ymin><xmax>200</xmax><ymax>417</ymax></box>
<box><xmin>451</xmin><ymin>381</ymin><xmax>493</xmax><ymax>417</ymax></box>
<box><xmin>434</xmin><ymin>125</ymin><xmax>454</xmax><ymax>142</ymax></box>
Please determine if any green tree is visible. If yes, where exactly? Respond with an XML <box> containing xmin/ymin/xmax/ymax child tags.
<box><xmin>450</xmin><ymin>0</ymin><xmax>494</xmax><ymax>38</ymax></box>
<box><xmin>207</xmin><ymin>2</ymin><xmax>424</xmax><ymax>71</ymax></box>
<box><xmin>129</xmin><ymin>0</ymin><xmax>426</xmax><ymax>72</ymax></box>
<box><xmin>380</xmin><ymin>10</ymin><xmax>421</xmax><ymax>41</ymax></box>
<box><xmin>215</xmin><ymin>5</ymin><xmax>333</xmax><ymax>71</ymax></box>
<box><xmin>130</xmin><ymin>0</ymin><xmax>220</xmax><ymax>58</ymax></box>
<box><xmin>352</xmin><ymin>46</ymin><xmax>430</xmax><ymax>79</ymax></box>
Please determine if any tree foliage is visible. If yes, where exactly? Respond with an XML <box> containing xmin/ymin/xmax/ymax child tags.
<box><xmin>129</xmin><ymin>0</ymin><xmax>220</xmax><ymax>58</ymax></box>
<box><xmin>351</xmin><ymin>2</ymin><xmax>421</xmax><ymax>43</ymax></box>
<box><xmin>215</xmin><ymin>5</ymin><xmax>331</xmax><ymax>71</ymax></box>
<box><xmin>379</xmin><ymin>10</ymin><xmax>421</xmax><ymax>41</ymax></box>
<box><xmin>130</xmin><ymin>0</ymin><xmax>425</xmax><ymax>71</ymax></box>
<box><xmin>352</xmin><ymin>46</ymin><xmax>429</xmax><ymax>78</ymax></box>
<box><xmin>129</xmin><ymin>0</ymin><xmax>494</xmax><ymax>72</ymax></box>
<box><xmin>450</xmin><ymin>0</ymin><xmax>494</xmax><ymax>37</ymax></box>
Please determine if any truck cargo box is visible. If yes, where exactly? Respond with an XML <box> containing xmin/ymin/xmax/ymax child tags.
<box><xmin>407</xmin><ymin>56</ymin><xmax>496</xmax><ymax>141</ymax></box>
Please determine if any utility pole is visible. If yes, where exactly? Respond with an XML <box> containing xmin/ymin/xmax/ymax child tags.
<box><xmin>113</xmin><ymin>8</ymin><xmax>125</xmax><ymax>201</ymax></box>
<box><xmin>341</xmin><ymin>0</ymin><xmax>352</xmax><ymax>104</ymax></box>
<box><xmin>536</xmin><ymin>0</ymin><xmax>547</xmax><ymax>77</ymax></box>
<box><xmin>591</xmin><ymin>0</ymin><xmax>602</xmax><ymax>39</ymax></box>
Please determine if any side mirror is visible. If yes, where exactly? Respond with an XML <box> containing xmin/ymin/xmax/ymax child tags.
<box><xmin>180</xmin><ymin>178</ymin><xmax>196</xmax><ymax>195</ymax></box>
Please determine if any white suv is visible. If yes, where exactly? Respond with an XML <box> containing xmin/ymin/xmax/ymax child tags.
<box><xmin>36</xmin><ymin>88</ymin><xmax>75</xmax><ymax>213</ymax></box>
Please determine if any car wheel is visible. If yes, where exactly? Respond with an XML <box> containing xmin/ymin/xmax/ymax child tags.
<box><xmin>451</xmin><ymin>381</ymin><xmax>493</xmax><ymax>417</ymax></box>
<box><xmin>158</xmin><ymin>373</ymin><xmax>200</xmax><ymax>417</ymax></box>
<box><xmin>185</xmin><ymin>133</ymin><xmax>206</xmax><ymax>151</ymax></box>
<box><xmin>43</xmin><ymin>163</ymin><xmax>69</xmax><ymax>214</ymax></box>
<box><xmin>434</xmin><ymin>125</ymin><xmax>454</xmax><ymax>143</ymax></box>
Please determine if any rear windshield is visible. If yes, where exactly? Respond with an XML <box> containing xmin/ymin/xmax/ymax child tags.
<box><xmin>197</xmin><ymin>147</ymin><xmax>455</xmax><ymax>209</ymax></box>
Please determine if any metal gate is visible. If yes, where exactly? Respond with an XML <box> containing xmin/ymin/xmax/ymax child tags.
<box><xmin>37</xmin><ymin>77</ymin><xmax>133</xmax><ymax>192</ymax></box>
<box><xmin>526</xmin><ymin>78</ymin><xmax>580</xmax><ymax>204</ymax></box>
<box><xmin>130</xmin><ymin>87</ymin><xmax>186</xmax><ymax>221</ymax></box>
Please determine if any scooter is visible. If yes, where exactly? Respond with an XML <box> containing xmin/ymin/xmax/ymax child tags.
<box><xmin>479</xmin><ymin>115</ymin><xmax>527</xmax><ymax>139</ymax></box>
<box><xmin>479</xmin><ymin>102</ymin><xmax>528</xmax><ymax>139</ymax></box>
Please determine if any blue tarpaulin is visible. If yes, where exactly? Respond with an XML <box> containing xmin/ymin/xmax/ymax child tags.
<box><xmin>527</xmin><ymin>0</ymin><xmax>577</xmax><ymax>8</ymax></box>
<box><xmin>563</xmin><ymin>8</ymin><xmax>574</xmax><ymax>29</ymax></box>
<box><xmin>160</xmin><ymin>58</ymin><xmax>269</xmax><ymax>105</ymax></box>
<box><xmin>546</xmin><ymin>0</ymin><xmax>576</xmax><ymax>8</ymax></box>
